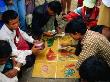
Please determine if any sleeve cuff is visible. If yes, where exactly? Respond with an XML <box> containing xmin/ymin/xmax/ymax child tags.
<box><xmin>29</xmin><ymin>36</ymin><xmax>34</xmax><ymax>43</ymax></box>
<box><xmin>27</xmin><ymin>50</ymin><xmax>32</xmax><ymax>55</ymax></box>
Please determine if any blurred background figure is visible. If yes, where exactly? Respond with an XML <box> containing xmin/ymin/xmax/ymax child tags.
<box><xmin>64</xmin><ymin>0</ymin><xmax>99</xmax><ymax>29</ymax></box>
<box><xmin>0</xmin><ymin>40</ymin><xmax>18</xmax><ymax>82</ymax></box>
<box><xmin>26</xmin><ymin>0</ymin><xmax>35</xmax><ymax>16</ymax></box>
<box><xmin>32</xmin><ymin>1</ymin><xmax>62</xmax><ymax>39</ymax></box>
<box><xmin>25</xmin><ymin>0</ymin><xmax>35</xmax><ymax>30</ymax></box>
<box><xmin>35</xmin><ymin>0</ymin><xmax>58</xmax><ymax>6</ymax></box>
<box><xmin>61</xmin><ymin>0</ymin><xmax>72</xmax><ymax>15</ymax></box>
<box><xmin>97</xmin><ymin>0</ymin><xmax>110</xmax><ymax>28</ymax></box>
<box><xmin>0</xmin><ymin>0</ymin><xmax>6</xmax><ymax>28</ymax></box>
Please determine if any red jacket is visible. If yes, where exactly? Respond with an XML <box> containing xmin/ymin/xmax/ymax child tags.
<box><xmin>65</xmin><ymin>6</ymin><xmax>99</xmax><ymax>28</ymax></box>
<box><xmin>81</xmin><ymin>6</ymin><xmax>99</xmax><ymax>28</ymax></box>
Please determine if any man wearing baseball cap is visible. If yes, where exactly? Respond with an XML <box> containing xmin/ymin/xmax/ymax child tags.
<box><xmin>75</xmin><ymin>0</ymin><xmax>99</xmax><ymax>29</ymax></box>
<box><xmin>64</xmin><ymin>0</ymin><xmax>99</xmax><ymax>29</ymax></box>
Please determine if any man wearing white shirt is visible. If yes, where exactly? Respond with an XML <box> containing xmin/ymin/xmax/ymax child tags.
<box><xmin>0</xmin><ymin>10</ymin><xmax>41</xmax><ymax>78</ymax></box>
<box><xmin>0</xmin><ymin>40</ymin><xmax>18</xmax><ymax>82</ymax></box>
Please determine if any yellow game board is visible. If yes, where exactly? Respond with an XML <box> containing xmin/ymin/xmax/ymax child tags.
<box><xmin>32</xmin><ymin>35</ymin><xmax>79</xmax><ymax>78</ymax></box>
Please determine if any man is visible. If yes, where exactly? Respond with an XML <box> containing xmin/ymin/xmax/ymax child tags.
<box><xmin>79</xmin><ymin>55</ymin><xmax>110</xmax><ymax>82</ymax></box>
<box><xmin>0</xmin><ymin>0</ymin><xmax>6</xmax><ymax>28</ymax></box>
<box><xmin>32</xmin><ymin>1</ymin><xmax>62</xmax><ymax>38</ymax></box>
<box><xmin>92</xmin><ymin>0</ymin><xmax>110</xmax><ymax>40</ymax></box>
<box><xmin>64</xmin><ymin>0</ymin><xmax>99</xmax><ymax>29</ymax></box>
<box><xmin>6</xmin><ymin>0</ymin><xmax>27</xmax><ymax>31</ymax></box>
<box><xmin>0</xmin><ymin>10</ymin><xmax>41</xmax><ymax>77</ymax></box>
<box><xmin>65</xmin><ymin>17</ymin><xmax>110</xmax><ymax>68</ymax></box>
<box><xmin>92</xmin><ymin>25</ymin><xmax>110</xmax><ymax>41</ymax></box>
<box><xmin>0</xmin><ymin>40</ymin><xmax>18</xmax><ymax>82</ymax></box>
<box><xmin>97</xmin><ymin>0</ymin><xmax>110</xmax><ymax>27</ymax></box>
<box><xmin>61</xmin><ymin>0</ymin><xmax>72</xmax><ymax>15</ymax></box>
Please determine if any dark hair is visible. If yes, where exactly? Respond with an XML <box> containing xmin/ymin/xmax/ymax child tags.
<box><xmin>79</xmin><ymin>55</ymin><xmax>110</xmax><ymax>82</ymax></box>
<box><xmin>65</xmin><ymin>17</ymin><xmax>87</xmax><ymax>35</ymax></box>
<box><xmin>75</xmin><ymin>40</ymin><xmax>82</xmax><ymax>56</ymax></box>
<box><xmin>48</xmin><ymin>1</ymin><xmax>62</xmax><ymax>15</ymax></box>
<box><xmin>91</xmin><ymin>25</ymin><xmax>104</xmax><ymax>33</ymax></box>
<box><xmin>2</xmin><ymin>10</ymin><xmax>18</xmax><ymax>24</ymax></box>
<box><xmin>0</xmin><ymin>40</ymin><xmax>12</xmax><ymax>58</ymax></box>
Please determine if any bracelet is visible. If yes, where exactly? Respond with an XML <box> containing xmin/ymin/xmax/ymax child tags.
<box><xmin>14</xmin><ymin>67</ymin><xmax>20</xmax><ymax>71</ymax></box>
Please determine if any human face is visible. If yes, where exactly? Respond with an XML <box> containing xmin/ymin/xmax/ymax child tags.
<box><xmin>47</xmin><ymin>7</ymin><xmax>56</xmax><ymax>16</ymax></box>
<box><xmin>70</xmin><ymin>33</ymin><xmax>82</xmax><ymax>40</ymax></box>
<box><xmin>6</xmin><ymin>17</ymin><xmax>19</xmax><ymax>31</ymax></box>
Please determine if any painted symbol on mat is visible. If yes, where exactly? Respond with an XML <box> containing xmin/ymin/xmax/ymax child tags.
<box><xmin>47</xmin><ymin>38</ymin><xmax>55</xmax><ymax>47</ymax></box>
<box><xmin>42</xmin><ymin>65</ymin><xmax>48</xmax><ymax>72</ymax></box>
<box><xmin>64</xmin><ymin>69</ymin><xmax>75</xmax><ymax>77</ymax></box>
<box><xmin>65</xmin><ymin>64</ymin><xmax>75</xmax><ymax>68</ymax></box>
<box><xmin>46</xmin><ymin>48</ymin><xmax>56</xmax><ymax>61</ymax></box>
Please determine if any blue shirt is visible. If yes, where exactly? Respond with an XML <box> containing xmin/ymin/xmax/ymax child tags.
<box><xmin>0</xmin><ymin>0</ymin><xmax>6</xmax><ymax>14</ymax></box>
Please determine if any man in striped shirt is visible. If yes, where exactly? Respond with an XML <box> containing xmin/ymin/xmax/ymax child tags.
<box><xmin>65</xmin><ymin>17</ymin><xmax>110</xmax><ymax>69</ymax></box>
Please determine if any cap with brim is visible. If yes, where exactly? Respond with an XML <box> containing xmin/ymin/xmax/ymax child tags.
<box><xmin>83</xmin><ymin>0</ymin><xmax>96</xmax><ymax>8</ymax></box>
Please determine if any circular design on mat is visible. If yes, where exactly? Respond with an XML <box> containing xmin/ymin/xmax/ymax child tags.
<box><xmin>64</xmin><ymin>69</ymin><xmax>75</xmax><ymax>77</ymax></box>
<box><xmin>42</xmin><ymin>65</ymin><xmax>48</xmax><ymax>72</ymax></box>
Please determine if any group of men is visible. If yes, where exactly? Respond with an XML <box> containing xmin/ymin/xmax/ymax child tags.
<box><xmin>0</xmin><ymin>0</ymin><xmax>110</xmax><ymax>82</ymax></box>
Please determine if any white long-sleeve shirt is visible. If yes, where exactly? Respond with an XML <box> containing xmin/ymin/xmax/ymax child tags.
<box><xmin>0</xmin><ymin>65</ymin><xmax>18</xmax><ymax>82</ymax></box>
<box><xmin>0</xmin><ymin>72</ymin><xmax>18</xmax><ymax>82</ymax></box>
<box><xmin>0</xmin><ymin>24</ymin><xmax>34</xmax><ymax>64</ymax></box>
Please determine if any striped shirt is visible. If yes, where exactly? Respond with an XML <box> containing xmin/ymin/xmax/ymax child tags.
<box><xmin>76</xmin><ymin>30</ymin><xmax>110</xmax><ymax>68</ymax></box>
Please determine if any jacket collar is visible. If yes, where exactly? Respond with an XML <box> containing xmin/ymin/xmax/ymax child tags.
<box><xmin>2</xmin><ymin>24</ymin><xmax>15</xmax><ymax>35</ymax></box>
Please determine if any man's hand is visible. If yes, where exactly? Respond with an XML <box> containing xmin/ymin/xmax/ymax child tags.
<box><xmin>31</xmin><ymin>45</ymin><xmax>42</xmax><ymax>55</ymax></box>
<box><xmin>61</xmin><ymin>43</ymin><xmax>70</xmax><ymax>47</ymax></box>
<box><xmin>11</xmin><ymin>56</ymin><xmax>17</xmax><ymax>67</ymax></box>
<box><xmin>56</xmin><ymin>27</ymin><xmax>62</xmax><ymax>34</ymax></box>
<box><xmin>33</xmin><ymin>40</ymin><xmax>38</xmax><ymax>44</ymax></box>
<box><xmin>43</xmin><ymin>32</ymin><xmax>53</xmax><ymax>37</ymax></box>
<box><xmin>4</xmin><ymin>68</ymin><xmax>18</xmax><ymax>78</ymax></box>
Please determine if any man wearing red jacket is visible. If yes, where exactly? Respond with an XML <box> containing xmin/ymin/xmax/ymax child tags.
<box><xmin>77</xmin><ymin>0</ymin><xmax>83</xmax><ymax>7</ymax></box>
<box><xmin>64</xmin><ymin>0</ymin><xmax>99</xmax><ymax>29</ymax></box>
